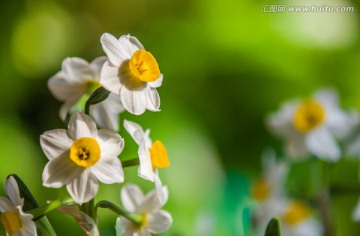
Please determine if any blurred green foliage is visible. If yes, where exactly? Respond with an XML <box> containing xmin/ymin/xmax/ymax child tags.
<box><xmin>1</xmin><ymin>0</ymin><xmax>360</xmax><ymax>235</ymax></box>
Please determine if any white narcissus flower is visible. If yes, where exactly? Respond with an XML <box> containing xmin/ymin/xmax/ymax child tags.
<box><xmin>48</xmin><ymin>56</ymin><xmax>125</xmax><ymax>131</ymax></box>
<box><xmin>123</xmin><ymin>120</ymin><xmax>170</xmax><ymax>204</ymax></box>
<box><xmin>252</xmin><ymin>150</ymin><xmax>289</xmax><ymax>235</ymax></box>
<box><xmin>40</xmin><ymin>112</ymin><xmax>125</xmax><ymax>204</ymax></box>
<box><xmin>267</xmin><ymin>88</ymin><xmax>356</xmax><ymax>162</ymax></box>
<box><xmin>281</xmin><ymin>201</ymin><xmax>322</xmax><ymax>236</ymax></box>
<box><xmin>119</xmin><ymin>184</ymin><xmax>172</xmax><ymax>236</ymax></box>
<box><xmin>0</xmin><ymin>176</ymin><xmax>37</xmax><ymax>236</ymax></box>
<box><xmin>100</xmin><ymin>33</ymin><xmax>163</xmax><ymax>115</ymax></box>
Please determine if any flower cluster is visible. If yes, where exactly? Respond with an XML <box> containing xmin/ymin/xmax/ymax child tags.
<box><xmin>251</xmin><ymin>151</ymin><xmax>322</xmax><ymax>236</ymax></box>
<box><xmin>0</xmin><ymin>33</ymin><xmax>172</xmax><ymax>236</ymax></box>
<box><xmin>252</xmin><ymin>88</ymin><xmax>360</xmax><ymax>235</ymax></box>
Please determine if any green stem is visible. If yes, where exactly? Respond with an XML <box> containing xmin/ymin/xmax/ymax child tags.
<box><xmin>27</xmin><ymin>197</ymin><xmax>75</xmax><ymax>220</ymax></box>
<box><xmin>95</xmin><ymin>200</ymin><xmax>142</xmax><ymax>225</ymax></box>
<box><xmin>122</xmin><ymin>158</ymin><xmax>140</xmax><ymax>168</ymax></box>
<box><xmin>80</xmin><ymin>199</ymin><xmax>96</xmax><ymax>221</ymax></box>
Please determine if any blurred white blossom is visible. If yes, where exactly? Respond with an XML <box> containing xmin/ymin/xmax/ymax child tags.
<box><xmin>267</xmin><ymin>88</ymin><xmax>357</xmax><ymax>162</ymax></box>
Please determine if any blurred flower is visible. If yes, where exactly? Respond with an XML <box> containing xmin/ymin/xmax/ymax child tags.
<box><xmin>48</xmin><ymin>56</ymin><xmax>125</xmax><ymax>131</ymax></box>
<box><xmin>100</xmin><ymin>33</ymin><xmax>163</xmax><ymax>115</ymax></box>
<box><xmin>281</xmin><ymin>201</ymin><xmax>322</xmax><ymax>236</ymax></box>
<box><xmin>119</xmin><ymin>184</ymin><xmax>172</xmax><ymax>236</ymax></box>
<box><xmin>40</xmin><ymin>112</ymin><xmax>124</xmax><ymax>204</ymax></box>
<box><xmin>0</xmin><ymin>176</ymin><xmax>37</xmax><ymax>236</ymax></box>
<box><xmin>124</xmin><ymin>120</ymin><xmax>170</xmax><ymax>203</ymax></box>
<box><xmin>252</xmin><ymin>150</ymin><xmax>289</xmax><ymax>234</ymax></box>
<box><xmin>267</xmin><ymin>88</ymin><xmax>356</xmax><ymax>162</ymax></box>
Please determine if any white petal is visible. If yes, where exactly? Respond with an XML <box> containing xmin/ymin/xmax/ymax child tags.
<box><xmin>148</xmin><ymin>74</ymin><xmax>163</xmax><ymax>88</ymax></box>
<box><xmin>118</xmin><ymin>34</ymin><xmax>144</xmax><ymax>56</ymax></box>
<box><xmin>120</xmin><ymin>85</ymin><xmax>147</xmax><ymax>115</ymax></box>
<box><xmin>306</xmin><ymin>129</ymin><xmax>341</xmax><ymax>162</ymax></box>
<box><xmin>91</xmin><ymin>158</ymin><xmax>124</xmax><ymax>184</ymax></box>
<box><xmin>19</xmin><ymin>217</ymin><xmax>37</xmax><ymax>236</ymax></box>
<box><xmin>145</xmin><ymin>88</ymin><xmax>160</xmax><ymax>112</ymax></box>
<box><xmin>121</xmin><ymin>184</ymin><xmax>144</xmax><ymax>212</ymax></box>
<box><xmin>0</xmin><ymin>197</ymin><xmax>14</xmax><ymax>212</ymax></box>
<box><xmin>144</xmin><ymin>130</ymin><xmax>153</xmax><ymax>148</ymax></box>
<box><xmin>59</xmin><ymin>95</ymin><xmax>83</xmax><ymax>121</ymax></box>
<box><xmin>138</xmin><ymin>141</ymin><xmax>154</xmax><ymax>181</ymax></box>
<box><xmin>123</xmin><ymin>120</ymin><xmax>145</xmax><ymax>144</ymax></box>
<box><xmin>5</xmin><ymin>176</ymin><xmax>22</xmax><ymax>207</ymax></box>
<box><xmin>346</xmin><ymin>133</ymin><xmax>360</xmax><ymax>157</ymax></box>
<box><xmin>68</xmin><ymin>112</ymin><xmax>97</xmax><ymax>140</ymax></box>
<box><xmin>62</xmin><ymin>57</ymin><xmax>94</xmax><ymax>82</ymax></box>
<box><xmin>326</xmin><ymin>108</ymin><xmax>358</xmax><ymax>139</ymax></box>
<box><xmin>66</xmin><ymin>170</ymin><xmax>98</xmax><ymax>204</ymax></box>
<box><xmin>267</xmin><ymin>101</ymin><xmax>297</xmax><ymax>137</ymax></box>
<box><xmin>96</xmin><ymin>129</ymin><xmax>124</xmax><ymax>158</ymax></box>
<box><xmin>90</xmin><ymin>56</ymin><xmax>108</xmax><ymax>79</ymax></box>
<box><xmin>100</xmin><ymin>61</ymin><xmax>122</xmax><ymax>95</ymax></box>
<box><xmin>48</xmin><ymin>71</ymin><xmax>85</xmax><ymax>102</ymax></box>
<box><xmin>90</xmin><ymin>93</ymin><xmax>125</xmax><ymax>131</ymax></box>
<box><xmin>154</xmin><ymin>173</ymin><xmax>168</xmax><ymax>205</ymax></box>
<box><xmin>138</xmin><ymin>185</ymin><xmax>168</xmax><ymax>213</ymax></box>
<box><xmin>314</xmin><ymin>88</ymin><xmax>339</xmax><ymax>108</ymax></box>
<box><xmin>146</xmin><ymin>210</ymin><xmax>173</xmax><ymax>234</ymax></box>
<box><xmin>17</xmin><ymin>206</ymin><xmax>33</xmax><ymax>221</ymax></box>
<box><xmin>40</xmin><ymin>129</ymin><xmax>73</xmax><ymax>161</ymax></box>
<box><xmin>138</xmin><ymin>230</ymin><xmax>151</xmax><ymax>236</ymax></box>
<box><xmin>120</xmin><ymin>216</ymin><xmax>137</xmax><ymax>236</ymax></box>
<box><xmin>353</xmin><ymin>197</ymin><xmax>360</xmax><ymax>221</ymax></box>
<box><xmin>101</xmin><ymin>33</ymin><xmax>129</xmax><ymax>66</ymax></box>
<box><xmin>283</xmin><ymin>218</ymin><xmax>322</xmax><ymax>236</ymax></box>
<box><xmin>42</xmin><ymin>154</ymin><xmax>83</xmax><ymax>188</ymax></box>
<box><xmin>286</xmin><ymin>135</ymin><xmax>309</xmax><ymax>160</ymax></box>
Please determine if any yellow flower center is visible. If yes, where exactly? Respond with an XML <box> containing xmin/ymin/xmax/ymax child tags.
<box><xmin>283</xmin><ymin>201</ymin><xmax>310</xmax><ymax>226</ymax></box>
<box><xmin>293</xmin><ymin>100</ymin><xmax>325</xmax><ymax>133</ymax></box>
<box><xmin>149</xmin><ymin>140</ymin><xmax>170</xmax><ymax>171</ymax></box>
<box><xmin>251</xmin><ymin>179</ymin><xmax>270</xmax><ymax>201</ymax></box>
<box><xmin>139</xmin><ymin>213</ymin><xmax>148</xmax><ymax>228</ymax></box>
<box><xmin>70</xmin><ymin>137</ymin><xmax>100</xmax><ymax>168</ymax></box>
<box><xmin>129</xmin><ymin>49</ymin><xmax>160</xmax><ymax>82</ymax></box>
<box><xmin>1</xmin><ymin>211</ymin><xmax>22</xmax><ymax>235</ymax></box>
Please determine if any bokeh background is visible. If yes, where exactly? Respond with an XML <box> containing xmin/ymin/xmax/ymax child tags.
<box><xmin>1</xmin><ymin>0</ymin><xmax>360</xmax><ymax>235</ymax></box>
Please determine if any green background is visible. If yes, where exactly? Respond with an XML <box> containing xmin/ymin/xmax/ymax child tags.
<box><xmin>1</xmin><ymin>0</ymin><xmax>360</xmax><ymax>235</ymax></box>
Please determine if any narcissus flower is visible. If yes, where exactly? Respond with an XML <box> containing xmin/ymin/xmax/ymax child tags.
<box><xmin>119</xmin><ymin>184</ymin><xmax>172</xmax><ymax>236</ymax></box>
<box><xmin>281</xmin><ymin>201</ymin><xmax>322</xmax><ymax>236</ymax></box>
<box><xmin>40</xmin><ymin>112</ymin><xmax>124</xmax><ymax>204</ymax></box>
<box><xmin>123</xmin><ymin>120</ymin><xmax>170</xmax><ymax>203</ymax></box>
<box><xmin>0</xmin><ymin>176</ymin><xmax>37</xmax><ymax>236</ymax></box>
<box><xmin>267</xmin><ymin>88</ymin><xmax>355</xmax><ymax>162</ymax></box>
<box><xmin>252</xmin><ymin>150</ymin><xmax>289</xmax><ymax>234</ymax></box>
<box><xmin>100</xmin><ymin>33</ymin><xmax>163</xmax><ymax>115</ymax></box>
<box><xmin>48</xmin><ymin>56</ymin><xmax>125</xmax><ymax>131</ymax></box>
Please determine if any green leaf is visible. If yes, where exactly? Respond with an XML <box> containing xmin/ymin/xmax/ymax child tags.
<box><xmin>265</xmin><ymin>217</ymin><xmax>282</xmax><ymax>236</ymax></box>
<box><xmin>85</xmin><ymin>87</ymin><xmax>110</xmax><ymax>115</ymax></box>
